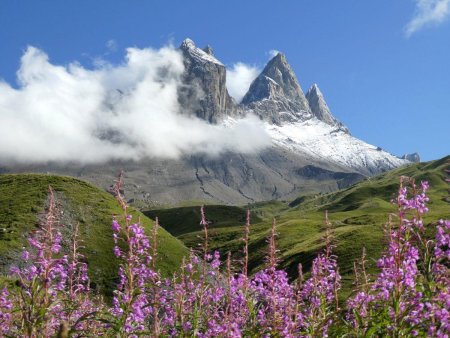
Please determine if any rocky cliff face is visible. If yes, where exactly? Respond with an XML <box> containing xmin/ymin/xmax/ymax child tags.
<box><xmin>178</xmin><ymin>39</ymin><xmax>238</xmax><ymax>123</ymax></box>
<box><xmin>3</xmin><ymin>148</ymin><xmax>365</xmax><ymax>205</ymax></box>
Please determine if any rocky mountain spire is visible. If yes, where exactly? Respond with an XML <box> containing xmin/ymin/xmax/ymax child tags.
<box><xmin>242</xmin><ymin>53</ymin><xmax>307</xmax><ymax>104</ymax></box>
<box><xmin>306</xmin><ymin>83</ymin><xmax>349</xmax><ymax>133</ymax></box>
<box><xmin>203</xmin><ymin>45</ymin><xmax>214</xmax><ymax>55</ymax></box>
<box><xmin>241</xmin><ymin>53</ymin><xmax>311</xmax><ymax>124</ymax></box>
<box><xmin>178</xmin><ymin>38</ymin><xmax>238</xmax><ymax>123</ymax></box>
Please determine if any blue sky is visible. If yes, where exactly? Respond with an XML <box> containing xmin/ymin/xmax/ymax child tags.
<box><xmin>0</xmin><ymin>0</ymin><xmax>449</xmax><ymax>161</ymax></box>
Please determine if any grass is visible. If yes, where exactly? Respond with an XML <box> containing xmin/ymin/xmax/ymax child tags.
<box><xmin>0</xmin><ymin>156</ymin><xmax>447</xmax><ymax>299</ymax></box>
<box><xmin>0</xmin><ymin>174</ymin><xmax>189</xmax><ymax>295</ymax></box>
<box><xmin>144</xmin><ymin>155</ymin><xmax>450</xmax><ymax>298</ymax></box>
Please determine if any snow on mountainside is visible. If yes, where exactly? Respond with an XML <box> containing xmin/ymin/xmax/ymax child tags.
<box><xmin>223</xmin><ymin>116</ymin><xmax>408</xmax><ymax>176</ymax></box>
<box><xmin>265</xmin><ymin>118</ymin><xmax>408</xmax><ymax>175</ymax></box>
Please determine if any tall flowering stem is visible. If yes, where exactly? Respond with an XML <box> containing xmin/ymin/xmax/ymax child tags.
<box><xmin>151</xmin><ymin>216</ymin><xmax>159</xmax><ymax>270</ymax></box>
<box><xmin>242</xmin><ymin>208</ymin><xmax>251</xmax><ymax>278</ymax></box>
<box><xmin>109</xmin><ymin>172</ymin><xmax>160</xmax><ymax>336</ymax></box>
<box><xmin>8</xmin><ymin>187</ymin><xmax>68</xmax><ymax>337</ymax></box>
<box><xmin>298</xmin><ymin>212</ymin><xmax>341</xmax><ymax>337</ymax></box>
<box><xmin>200</xmin><ymin>205</ymin><xmax>209</xmax><ymax>262</ymax></box>
<box><xmin>249</xmin><ymin>218</ymin><xmax>296</xmax><ymax>335</ymax></box>
<box><xmin>0</xmin><ymin>288</ymin><xmax>13</xmax><ymax>335</ymax></box>
<box><xmin>346</xmin><ymin>177</ymin><xmax>450</xmax><ymax>337</ymax></box>
<box><xmin>267</xmin><ymin>218</ymin><xmax>278</xmax><ymax>270</ymax></box>
<box><xmin>62</xmin><ymin>222</ymin><xmax>101</xmax><ymax>335</ymax></box>
<box><xmin>428</xmin><ymin>219</ymin><xmax>450</xmax><ymax>336</ymax></box>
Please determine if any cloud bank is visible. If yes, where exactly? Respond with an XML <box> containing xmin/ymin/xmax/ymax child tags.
<box><xmin>226</xmin><ymin>62</ymin><xmax>260</xmax><ymax>103</ymax></box>
<box><xmin>0</xmin><ymin>46</ymin><xmax>270</xmax><ymax>164</ymax></box>
<box><xmin>405</xmin><ymin>0</ymin><xmax>450</xmax><ymax>37</ymax></box>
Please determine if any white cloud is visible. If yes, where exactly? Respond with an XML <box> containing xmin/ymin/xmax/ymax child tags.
<box><xmin>0</xmin><ymin>46</ymin><xmax>270</xmax><ymax>164</ymax></box>
<box><xmin>226</xmin><ymin>62</ymin><xmax>260</xmax><ymax>103</ymax></box>
<box><xmin>405</xmin><ymin>0</ymin><xmax>450</xmax><ymax>37</ymax></box>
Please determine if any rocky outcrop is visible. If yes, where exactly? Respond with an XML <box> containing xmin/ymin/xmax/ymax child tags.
<box><xmin>178</xmin><ymin>39</ymin><xmax>238</xmax><ymax>123</ymax></box>
<box><xmin>401</xmin><ymin>153</ymin><xmax>420</xmax><ymax>163</ymax></box>
<box><xmin>306</xmin><ymin>84</ymin><xmax>349</xmax><ymax>133</ymax></box>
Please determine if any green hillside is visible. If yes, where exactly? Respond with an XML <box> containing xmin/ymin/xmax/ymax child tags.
<box><xmin>1</xmin><ymin>157</ymin><xmax>448</xmax><ymax>298</ymax></box>
<box><xmin>145</xmin><ymin>156</ymin><xmax>450</xmax><ymax>297</ymax></box>
<box><xmin>0</xmin><ymin>174</ymin><xmax>188</xmax><ymax>295</ymax></box>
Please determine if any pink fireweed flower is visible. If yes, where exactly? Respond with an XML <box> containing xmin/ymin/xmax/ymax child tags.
<box><xmin>109</xmin><ymin>174</ymin><xmax>160</xmax><ymax>335</ymax></box>
<box><xmin>0</xmin><ymin>288</ymin><xmax>13</xmax><ymax>334</ymax></box>
<box><xmin>345</xmin><ymin>178</ymin><xmax>450</xmax><ymax>336</ymax></box>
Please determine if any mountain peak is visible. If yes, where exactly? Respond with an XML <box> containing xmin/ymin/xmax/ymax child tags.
<box><xmin>306</xmin><ymin>84</ymin><xmax>349</xmax><ymax>133</ymax></box>
<box><xmin>242</xmin><ymin>52</ymin><xmax>306</xmax><ymax>104</ymax></box>
<box><xmin>181</xmin><ymin>38</ymin><xmax>195</xmax><ymax>48</ymax></box>
<box><xmin>179</xmin><ymin>38</ymin><xmax>223</xmax><ymax>66</ymax></box>
<box><xmin>239</xmin><ymin>52</ymin><xmax>312</xmax><ymax>124</ymax></box>
<box><xmin>261</xmin><ymin>53</ymin><xmax>301</xmax><ymax>95</ymax></box>
<box><xmin>306</xmin><ymin>83</ymin><xmax>323</xmax><ymax>99</ymax></box>
<box><xmin>309</xmin><ymin>83</ymin><xmax>321</xmax><ymax>94</ymax></box>
<box><xmin>178</xmin><ymin>38</ymin><xmax>236</xmax><ymax>123</ymax></box>
<box><xmin>270</xmin><ymin>51</ymin><xmax>286</xmax><ymax>61</ymax></box>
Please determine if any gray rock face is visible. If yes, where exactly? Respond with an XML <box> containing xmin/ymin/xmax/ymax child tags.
<box><xmin>2</xmin><ymin>148</ymin><xmax>364</xmax><ymax>206</ymax></box>
<box><xmin>401</xmin><ymin>153</ymin><xmax>420</xmax><ymax>163</ymax></box>
<box><xmin>306</xmin><ymin>84</ymin><xmax>349</xmax><ymax>133</ymax></box>
<box><xmin>242</xmin><ymin>53</ymin><xmax>308</xmax><ymax>104</ymax></box>
<box><xmin>241</xmin><ymin>53</ymin><xmax>311</xmax><ymax>124</ymax></box>
<box><xmin>203</xmin><ymin>45</ymin><xmax>214</xmax><ymax>55</ymax></box>
<box><xmin>177</xmin><ymin>41</ymin><xmax>348</xmax><ymax>131</ymax></box>
<box><xmin>178</xmin><ymin>39</ymin><xmax>238</xmax><ymax>123</ymax></box>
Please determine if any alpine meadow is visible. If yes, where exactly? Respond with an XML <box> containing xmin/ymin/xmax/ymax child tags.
<box><xmin>0</xmin><ymin>1</ymin><xmax>449</xmax><ymax>337</ymax></box>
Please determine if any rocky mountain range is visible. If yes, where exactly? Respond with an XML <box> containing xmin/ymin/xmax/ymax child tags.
<box><xmin>1</xmin><ymin>38</ymin><xmax>416</xmax><ymax>205</ymax></box>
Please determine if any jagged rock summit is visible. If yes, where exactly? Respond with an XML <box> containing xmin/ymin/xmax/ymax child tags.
<box><xmin>178</xmin><ymin>38</ymin><xmax>238</xmax><ymax>123</ymax></box>
<box><xmin>180</xmin><ymin>38</ymin><xmax>223</xmax><ymax>66</ymax></box>
<box><xmin>306</xmin><ymin>83</ymin><xmax>349</xmax><ymax>133</ymax></box>
<box><xmin>178</xmin><ymin>41</ymin><xmax>351</xmax><ymax>131</ymax></box>
<box><xmin>176</xmin><ymin>39</ymin><xmax>410</xmax><ymax>176</ymax></box>
<box><xmin>242</xmin><ymin>53</ymin><xmax>308</xmax><ymax>105</ymax></box>
<box><xmin>241</xmin><ymin>52</ymin><xmax>311</xmax><ymax>124</ymax></box>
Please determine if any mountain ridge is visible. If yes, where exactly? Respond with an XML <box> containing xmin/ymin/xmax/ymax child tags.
<box><xmin>0</xmin><ymin>38</ymin><xmax>413</xmax><ymax>205</ymax></box>
<box><xmin>178</xmin><ymin>38</ymin><xmax>409</xmax><ymax>173</ymax></box>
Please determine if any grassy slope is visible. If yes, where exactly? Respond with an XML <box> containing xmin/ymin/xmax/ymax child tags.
<box><xmin>0</xmin><ymin>174</ymin><xmax>188</xmax><ymax>294</ymax></box>
<box><xmin>145</xmin><ymin>156</ymin><xmax>450</xmax><ymax>297</ymax></box>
